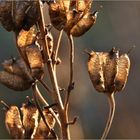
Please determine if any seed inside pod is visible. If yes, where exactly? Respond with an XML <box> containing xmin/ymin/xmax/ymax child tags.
<box><xmin>5</xmin><ymin>106</ymin><xmax>25</xmax><ymax>139</ymax></box>
<box><xmin>21</xmin><ymin>99</ymin><xmax>39</xmax><ymax>139</ymax></box>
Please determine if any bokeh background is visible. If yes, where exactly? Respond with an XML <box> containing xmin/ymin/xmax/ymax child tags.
<box><xmin>0</xmin><ymin>1</ymin><xmax>140</xmax><ymax>139</ymax></box>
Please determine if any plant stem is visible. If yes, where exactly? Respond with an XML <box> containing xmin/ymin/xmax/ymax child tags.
<box><xmin>32</xmin><ymin>83</ymin><xmax>57</xmax><ymax>139</ymax></box>
<box><xmin>101</xmin><ymin>93</ymin><xmax>116</xmax><ymax>140</ymax></box>
<box><xmin>37</xmin><ymin>0</ymin><xmax>70</xmax><ymax>139</ymax></box>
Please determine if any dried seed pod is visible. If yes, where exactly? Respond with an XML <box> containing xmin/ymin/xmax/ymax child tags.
<box><xmin>70</xmin><ymin>11</ymin><xmax>98</xmax><ymax>37</ymax></box>
<box><xmin>59</xmin><ymin>0</ymin><xmax>70</xmax><ymax>11</ymax></box>
<box><xmin>17</xmin><ymin>25</ymin><xmax>37</xmax><ymax>48</ymax></box>
<box><xmin>0</xmin><ymin>0</ymin><xmax>14</xmax><ymax>31</ymax></box>
<box><xmin>48</xmin><ymin>0</ymin><xmax>67</xmax><ymax>31</ymax></box>
<box><xmin>76</xmin><ymin>0</ymin><xmax>86</xmax><ymax>11</ymax></box>
<box><xmin>5</xmin><ymin>106</ymin><xmax>24</xmax><ymax>139</ymax></box>
<box><xmin>25</xmin><ymin>45</ymin><xmax>44</xmax><ymax>79</ymax></box>
<box><xmin>2</xmin><ymin>58</ymin><xmax>33</xmax><ymax>81</ymax></box>
<box><xmin>0</xmin><ymin>71</ymin><xmax>32</xmax><ymax>91</ymax></box>
<box><xmin>115</xmin><ymin>54</ymin><xmax>130</xmax><ymax>92</ymax></box>
<box><xmin>103</xmin><ymin>48</ymin><xmax>119</xmax><ymax>93</ymax></box>
<box><xmin>33</xmin><ymin>108</ymin><xmax>56</xmax><ymax>139</ymax></box>
<box><xmin>87</xmin><ymin>51</ymin><xmax>105</xmax><ymax>92</ymax></box>
<box><xmin>21</xmin><ymin>99</ymin><xmax>39</xmax><ymax>139</ymax></box>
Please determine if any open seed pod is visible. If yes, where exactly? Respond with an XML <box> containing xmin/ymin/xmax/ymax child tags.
<box><xmin>5</xmin><ymin>106</ymin><xmax>25</xmax><ymax>139</ymax></box>
<box><xmin>47</xmin><ymin>0</ymin><xmax>97</xmax><ymax>37</ymax></box>
<box><xmin>21</xmin><ymin>98</ymin><xmax>39</xmax><ymax>139</ymax></box>
<box><xmin>32</xmin><ymin>107</ymin><xmax>56</xmax><ymax>139</ymax></box>
<box><xmin>25</xmin><ymin>45</ymin><xmax>44</xmax><ymax>79</ymax></box>
<box><xmin>87</xmin><ymin>48</ymin><xmax>130</xmax><ymax>94</ymax></box>
<box><xmin>0</xmin><ymin>1</ymin><xmax>40</xmax><ymax>32</ymax></box>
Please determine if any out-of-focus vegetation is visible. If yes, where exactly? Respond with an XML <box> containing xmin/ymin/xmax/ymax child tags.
<box><xmin>0</xmin><ymin>1</ymin><xmax>140</xmax><ymax>139</ymax></box>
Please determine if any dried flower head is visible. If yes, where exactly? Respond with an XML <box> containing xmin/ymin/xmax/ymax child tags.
<box><xmin>47</xmin><ymin>0</ymin><xmax>97</xmax><ymax>37</ymax></box>
<box><xmin>87</xmin><ymin>48</ymin><xmax>130</xmax><ymax>94</ymax></box>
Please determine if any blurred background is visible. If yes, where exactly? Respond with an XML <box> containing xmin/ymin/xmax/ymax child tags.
<box><xmin>0</xmin><ymin>1</ymin><xmax>140</xmax><ymax>139</ymax></box>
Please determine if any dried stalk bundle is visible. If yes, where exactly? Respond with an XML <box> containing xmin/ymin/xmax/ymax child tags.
<box><xmin>87</xmin><ymin>48</ymin><xmax>130</xmax><ymax>93</ymax></box>
<box><xmin>48</xmin><ymin>0</ymin><xmax>97</xmax><ymax>37</ymax></box>
<box><xmin>0</xmin><ymin>0</ymin><xmax>40</xmax><ymax>32</ymax></box>
<box><xmin>21</xmin><ymin>98</ymin><xmax>39</xmax><ymax>139</ymax></box>
<box><xmin>5</xmin><ymin>106</ymin><xmax>25</xmax><ymax>139</ymax></box>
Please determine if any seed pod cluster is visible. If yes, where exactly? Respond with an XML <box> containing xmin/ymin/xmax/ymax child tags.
<box><xmin>0</xmin><ymin>58</ymin><xmax>33</xmax><ymax>91</ymax></box>
<box><xmin>47</xmin><ymin>0</ymin><xmax>97</xmax><ymax>37</ymax></box>
<box><xmin>87</xmin><ymin>48</ymin><xmax>130</xmax><ymax>93</ymax></box>
<box><xmin>3</xmin><ymin>99</ymin><xmax>56</xmax><ymax>139</ymax></box>
<box><xmin>0</xmin><ymin>0</ymin><xmax>40</xmax><ymax>32</ymax></box>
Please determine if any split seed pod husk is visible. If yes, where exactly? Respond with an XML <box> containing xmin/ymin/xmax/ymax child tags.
<box><xmin>25</xmin><ymin>45</ymin><xmax>44</xmax><ymax>79</ymax></box>
<box><xmin>87</xmin><ymin>48</ymin><xmax>130</xmax><ymax>93</ymax></box>
<box><xmin>5</xmin><ymin>106</ymin><xmax>25</xmax><ymax>139</ymax></box>
<box><xmin>17</xmin><ymin>25</ymin><xmax>37</xmax><ymax>48</ymax></box>
<box><xmin>33</xmin><ymin>107</ymin><xmax>56</xmax><ymax>139</ymax></box>
<box><xmin>21</xmin><ymin>99</ymin><xmax>39</xmax><ymax>139</ymax></box>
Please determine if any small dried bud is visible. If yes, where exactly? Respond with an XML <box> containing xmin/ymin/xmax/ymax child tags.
<box><xmin>0</xmin><ymin>71</ymin><xmax>32</xmax><ymax>91</ymax></box>
<box><xmin>5</xmin><ymin>106</ymin><xmax>24</xmax><ymax>139</ymax></box>
<box><xmin>32</xmin><ymin>108</ymin><xmax>56</xmax><ymax>139</ymax></box>
<box><xmin>87</xmin><ymin>48</ymin><xmax>130</xmax><ymax>93</ymax></box>
<box><xmin>25</xmin><ymin>45</ymin><xmax>44</xmax><ymax>79</ymax></box>
<box><xmin>21</xmin><ymin>99</ymin><xmax>39</xmax><ymax>139</ymax></box>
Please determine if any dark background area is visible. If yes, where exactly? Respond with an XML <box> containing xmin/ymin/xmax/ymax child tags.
<box><xmin>0</xmin><ymin>1</ymin><xmax>140</xmax><ymax>139</ymax></box>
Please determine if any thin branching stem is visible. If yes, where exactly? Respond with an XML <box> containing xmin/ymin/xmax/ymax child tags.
<box><xmin>35</xmin><ymin>82</ymin><xmax>61</xmax><ymax>127</ymax></box>
<box><xmin>101</xmin><ymin>93</ymin><xmax>116</xmax><ymax>140</ymax></box>
<box><xmin>54</xmin><ymin>29</ymin><xmax>63</xmax><ymax>71</ymax></box>
<box><xmin>64</xmin><ymin>35</ymin><xmax>74</xmax><ymax>110</ymax></box>
<box><xmin>32</xmin><ymin>82</ymin><xmax>58</xmax><ymax>139</ymax></box>
<box><xmin>37</xmin><ymin>0</ymin><xmax>70</xmax><ymax>139</ymax></box>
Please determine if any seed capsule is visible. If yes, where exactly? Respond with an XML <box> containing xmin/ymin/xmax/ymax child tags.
<box><xmin>21</xmin><ymin>99</ymin><xmax>39</xmax><ymax>139</ymax></box>
<box><xmin>32</xmin><ymin>108</ymin><xmax>56</xmax><ymax>139</ymax></box>
<box><xmin>70</xmin><ymin>11</ymin><xmax>98</xmax><ymax>37</ymax></box>
<box><xmin>5</xmin><ymin>106</ymin><xmax>25</xmax><ymax>139</ymax></box>
<box><xmin>2</xmin><ymin>58</ymin><xmax>33</xmax><ymax>81</ymax></box>
<box><xmin>17</xmin><ymin>25</ymin><xmax>37</xmax><ymax>48</ymax></box>
<box><xmin>25</xmin><ymin>45</ymin><xmax>44</xmax><ymax>79</ymax></box>
<box><xmin>0</xmin><ymin>71</ymin><xmax>32</xmax><ymax>91</ymax></box>
<box><xmin>87</xmin><ymin>48</ymin><xmax>130</xmax><ymax>94</ymax></box>
<box><xmin>115</xmin><ymin>54</ymin><xmax>130</xmax><ymax>92</ymax></box>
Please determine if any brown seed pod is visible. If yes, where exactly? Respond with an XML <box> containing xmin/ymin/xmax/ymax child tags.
<box><xmin>0</xmin><ymin>71</ymin><xmax>32</xmax><ymax>91</ymax></box>
<box><xmin>0</xmin><ymin>0</ymin><xmax>14</xmax><ymax>31</ymax></box>
<box><xmin>17</xmin><ymin>25</ymin><xmax>37</xmax><ymax>48</ymax></box>
<box><xmin>5</xmin><ymin>106</ymin><xmax>25</xmax><ymax>139</ymax></box>
<box><xmin>87</xmin><ymin>51</ymin><xmax>105</xmax><ymax>92</ymax></box>
<box><xmin>32</xmin><ymin>108</ymin><xmax>56</xmax><ymax>139</ymax></box>
<box><xmin>115</xmin><ymin>54</ymin><xmax>130</xmax><ymax>92</ymax></box>
<box><xmin>2</xmin><ymin>58</ymin><xmax>33</xmax><ymax>81</ymax></box>
<box><xmin>87</xmin><ymin>48</ymin><xmax>130</xmax><ymax>94</ymax></box>
<box><xmin>70</xmin><ymin>11</ymin><xmax>98</xmax><ymax>37</ymax></box>
<box><xmin>76</xmin><ymin>0</ymin><xmax>86</xmax><ymax>11</ymax></box>
<box><xmin>103</xmin><ymin>48</ymin><xmax>119</xmax><ymax>93</ymax></box>
<box><xmin>48</xmin><ymin>1</ymin><xmax>67</xmax><ymax>31</ymax></box>
<box><xmin>25</xmin><ymin>45</ymin><xmax>44</xmax><ymax>79</ymax></box>
<box><xmin>21</xmin><ymin>99</ymin><xmax>39</xmax><ymax>139</ymax></box>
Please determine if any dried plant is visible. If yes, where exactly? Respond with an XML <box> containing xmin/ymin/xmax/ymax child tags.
<box><xmin>0</xmin><ymin>0</ymin><xmax>131</xmax><ymax>139</ymax></box>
